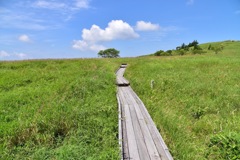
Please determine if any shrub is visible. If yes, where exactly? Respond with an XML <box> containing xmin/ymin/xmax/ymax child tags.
<box><xmin>176</xmin><ymin>49</ymin><xmax>185</xmax><ymax>56</ymax></box>
<box><xmin>211</xmin><ymin>44</ymin><xmax>224</xmax><ymax>54</ymax></box>
<box><xmin>206</xmin><ymin>132</ymin><xmax>240</xmax><ymax>159</ymax></box>
<box><xmin>154</xmin><ymin>50</ymin><xmax>164</xmax><ymax>56</ymax></box>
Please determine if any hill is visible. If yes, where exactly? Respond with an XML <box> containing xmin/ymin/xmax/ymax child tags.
<box><xmin>0</xmin><ymin>40</ymin><xmax>239</xmax><ymax>159</ymax></box>
<box><xmin>148</xmin><ymin>40</ymin><xmax>240</xmax><ymax>57</ymax></box>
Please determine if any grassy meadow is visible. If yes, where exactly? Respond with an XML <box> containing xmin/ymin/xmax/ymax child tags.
<box><xmin>124</xmin><ymin>41</ymin><xmax>240</xmax><ymax>159</ymax></box>
<box><xmin>0</xmin><ymin>40</ymin><xmax>239</xmax><ymax>159</ymax></box>
<box><xmin>0</xmin><ymin>59</ymin><xmax>121</xmax><ymax>159</ymax></box>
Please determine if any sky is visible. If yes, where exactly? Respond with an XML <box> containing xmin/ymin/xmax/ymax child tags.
<box><xmin>0</xmin><ymin>0</ymin><xmax>239</xmax><ymax>60</ymax></box>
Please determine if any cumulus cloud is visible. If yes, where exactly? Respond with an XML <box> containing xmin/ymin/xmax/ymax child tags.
<box><xmin>82</xmin><ymin>20</ymin><xmax>139</xmax><ymax>42</ymax></box>
<box><xmin>135</xmin><ymin>21</ymin><xmax>160</xmax><ymax>31</ymax></box>
<box><xmin>18</xmin><ymin>34</ymin><xmax>31</xmax><ymax>42</ymax></box>
<box><xmin>0</xmin><ymin>50</ymin><xmax>10</xmax><ymax>57</ymax></box>
<box><xmin>72</xmin><ymin>20</ymin><xmax>139</xmax><ymax>52</ymax></box>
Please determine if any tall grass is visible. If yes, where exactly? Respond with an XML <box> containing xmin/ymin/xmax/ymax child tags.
<box><xmin>124</xmin><ymin>41</ymin><xmax>240</xmax><ymax>159</ymax></box>
<box><xmin>0</xmin><ymin>59</ymin><xmax>120</xmax><ymax>159</ymax></box>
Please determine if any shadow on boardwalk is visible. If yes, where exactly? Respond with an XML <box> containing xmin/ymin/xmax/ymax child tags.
<box><xmin>116</xmin><ymin>64</ymin><xmax>173</xmax><ymax>160</ymax></box>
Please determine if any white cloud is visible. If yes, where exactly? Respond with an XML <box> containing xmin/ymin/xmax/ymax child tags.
<box><xmin>82</xmin><ymin>20</ymin><xmax>139</xmax><ymax>42</ymax></box>
<box><xmin>0</xmin><ymin>51</ymin><xmax>27</xmax><ymax>59</ymax></box>
<box><xmin>0</xmin><ymin>1</ymin><xmax>92</xmax><ymax>31</ymax></box>
<box><xmin>18</xmin><ymin>34</ymin><xmax>31</xmax><ymax>42</ymax></box>
<box><xmin>135</xmin><ymin>21</ymin><xmax>160</xmax><ymax>31</ymax></box>
<box><xmin>34</xmin><ymin>1</ymin><xmax>66</xmax><ymax>9</ymax></box>
<box><xmin>0</xmin><ymin>10</ymin><xmax>51</xmax><ymax>30</ymax></box>
<box><xmin>73</xmin><ymin>20</ymin><xmax>139</xmax><ymax>51</ymax></box>
<box><xmin>75</xmin><ymin>0</ymin><xmax>90</xmax><ymax>9</ymax></box>
<box><xmin>186</xmin><ymin>0</ymin><xmax>194</xmax><ymax>5</ymax></box>
<box><xmin>72</xmin><ymin>40</ymin><xmax>106</xmax><ymax>51</ymax></box>
<box><xmin>0</xmin><ymin>50</ymin><xmax>10</xmax><ymax>57</ymax></box>
<box><xmin>33</xmin><ymin>0</ymin><xmax>90</xmax><ymax>10</ymax></box>
<box><xmin>15</xmin><ymin>53</ymin><xmax>27</xmax><ymax>58</ymax></box>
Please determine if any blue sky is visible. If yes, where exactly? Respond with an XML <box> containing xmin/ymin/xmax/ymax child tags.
<box><xmin>0</xmin><ymin>0</ymin><xmax>239</xmax><ymax>60</ymax></box>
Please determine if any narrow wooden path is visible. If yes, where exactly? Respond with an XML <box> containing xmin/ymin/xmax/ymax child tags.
<box><xmin>116</xmin><ymin>64</ymin><xmax>173</xmax><ymax>160</ymax></box>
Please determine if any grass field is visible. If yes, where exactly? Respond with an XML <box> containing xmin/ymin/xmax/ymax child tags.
<box><xmin>0</xmin><ymin>59</ymin><xmax>121</xmax><ymax>159</ymax></box>
<box><xmin>0</xmin><ymin>40</ymin><xmax>239</xmax><ymax>159</ymax></box>
<box><xmin>124</xmin><ymin>41</ymin><xmax>240</xmax><ymax>159</ymax></box>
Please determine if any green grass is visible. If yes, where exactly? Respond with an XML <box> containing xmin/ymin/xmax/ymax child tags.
<box><xmin>1</xmin><ymin>40</ymin><xmax>239</xmax><ymax>159</ymax></box>
<box><xmin>0</xmin><ymin>59</ymin><xmax>121</xmax><ymax>159</ymax></box>
<box><xmin>124</xmin><ymin>41</ymin><xmax>240</xmax><ymax>159</ymax></box>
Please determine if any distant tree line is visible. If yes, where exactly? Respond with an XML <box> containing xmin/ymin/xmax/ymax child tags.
<box><xmin>154</xmin><ymin>40</ymin><xmax>207</xmax><ymax>56</ymax></box>
<box><xmin>176</xmin><ymin>40</ymin><xmax>200</xmax><ymax>50</ymax></box>
<box><xmin>154</xmin><ymin>50</ymin><xmax>172</xmax><ymax>56</ymax></box>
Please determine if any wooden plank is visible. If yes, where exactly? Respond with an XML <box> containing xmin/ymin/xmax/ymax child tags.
<box><xmin>120</xmin><ymin>64</ymin><xmax>127</xmax><ymax>68</ymax></box>
<box><xmin>124</xmin><ymin>87</ymin><xmax>161</xmax><ymax>160</ymax></box>
<box><xmin>129</xmin><ymin>87</ymin><xmax>173</xmax><ymax>160</ymax></box>
<box><xmin>131</xmin><ymin>89</ymin><xmax>171</xmax><ymax>160</ymax></box>
<box><xmin>116</xmin><ymin>77</ymin><xmax>130</xmax><ymax>86</ymax></box>
<box><xmin>116</xmin><ymin>68</ymin><xmax>126</xmax><ymax>77</ymax></box>
<box><xmin>119</xmin><ymin>87</ymin><xmax>141</xmax><ymax>160</ymax></box>
<box><xmin>118</xmin><ymin>88</ymin><xmax>130</xmax><ymax>159</ymax></box>
<box><xmin>122</xmin><ymin>87</ymin><xmax>151</xmax><ymax>160</ymax></box>
<box><xmin>116</xmin><ymin>66</ymin><xmax>130</xmax><ymax>86</ymax></box>
<box><xmin>116</xmin><ymin>64</ymin><xmax>172</xmax><ymax>160</ymax></box>
<box><xmin>124</xmin><ymin>104</ymin><xmax>140</xmax><ymax>160</ymax></box>
<box><xmin>116</xmin><ymin>89</ymin><xmax>123</xmax><ymax>160</ymax></box>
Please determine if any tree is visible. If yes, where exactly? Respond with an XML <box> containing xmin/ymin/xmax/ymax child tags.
<box><xmin>98</xmin><ymin>48</ymin><xmax>120</xmax><ymax>58</ymax></box>
<box><xmin>208</xmin><ymin>44</ymin><xmax>212</xmax><ymax>50</ymax></box>
<box><xmin>154</xmin><ymin>50</ymin><xmax>164</xmax><ymax>56</ymax></box>
<box><xmin>166</xmin><ymin>50</ymin><xmax>173</xmax><ymax>55</ymax></box>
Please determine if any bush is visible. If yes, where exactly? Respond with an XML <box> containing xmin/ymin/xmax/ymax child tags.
<box><xmin>192</xmin><ymin>49</ymin><xmax>206</xmax><ymax>55</ymax></box>
<box><xmin>154</xmin><ymin>50</ymin><xmax>164</xmax><ymax>56</ymax></box>
<box><xmin>176</xmin><ymin>49</ymin><xmax>185</xmax><ymax>56</ymax></box>
<box><xmin>206</xmin><ymin>132</ymin><xmax>240</xmax><ymax>159</ymax></box>
<box><xmin>211</xmin><ymin>44</ymin><xmax>224</xmax><ymax>54</ymax></box>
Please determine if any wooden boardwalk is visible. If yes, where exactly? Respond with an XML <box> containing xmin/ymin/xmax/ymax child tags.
<box><xmin>116</xmin><ymin>64</ymin><xmax>173</xmax><ymax>160</ymax></box>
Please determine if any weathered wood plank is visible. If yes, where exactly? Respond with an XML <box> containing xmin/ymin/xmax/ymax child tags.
<box><xmin>118</xmin><ymin>88</ymin><xmax>129</xmax><ymax>159</ymax></box>
<box><xmin>120</xmin><ymin>88</ymin><xmax>140</xmax><ymax>160</ymax></box>
<box><xmin>116</xmin><ymin>76</ymin><xmax>130</xmax><ymax>86</ymax></box>
<box><xmin>122</xmin><ymin>87</ymin><xmax>151</xmax><ymax>160</ymax></box>
<box><xmin>123</xmin><ymin>103</ymin><xmax>141</xmax><ymax>159</ymax></box>
<box><xmin>125</xmin><ymin>87</ymin><xmax>161</xmax><ymax>160</ymax></box>
<box><xmin>129</xmin><ymin>87</ymin><xmax>173</xmax><ymax>160</ymax></box>
<box><xmin>116</xmin><ymin>64</ymin><xmax>173</xmax><ymax>160</ymax></box>
<box><xmin>116</xmin><ymin>68</ymin><xmax>126</xmax><ymax>77</ymax></box>
<box><xmin>120</xmin><ymin>64</ymin><xmax>127</xmax><ymax>68</ymax></box>
<box><xmin>117</xmin><ymin>89</ymin><xmax>123</xmax><ymax>160</ymax></box>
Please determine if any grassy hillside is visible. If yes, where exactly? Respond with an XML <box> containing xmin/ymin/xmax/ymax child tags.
<box><xmin>0</xmin><ymin>40</ymin><xmax>239</xmax><ymax>159</ymax></box>
<box><xmin>124</xmin><ymin>41</ymin><xmax>240</xmax><ymax>159</ymax></box>
<box><xmin>200</xmin><ymin>40</ymin><xmax>240</xmax><ymax>56</ymax></box>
